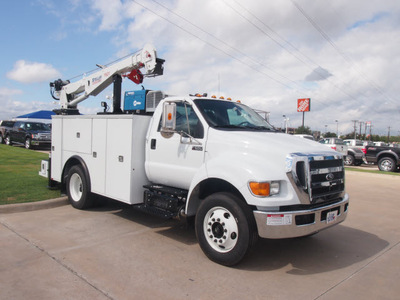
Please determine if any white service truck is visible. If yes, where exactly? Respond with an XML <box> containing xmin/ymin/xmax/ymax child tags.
<box><xmin>45</xmin><ymin>45</ymin><xmax>349</xmax><ymax>266</ymax></box>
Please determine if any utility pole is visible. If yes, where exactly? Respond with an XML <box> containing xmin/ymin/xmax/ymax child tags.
<box><xmin>359</xmin><ymin>121</ymin><xmax>364</xmax><ymax>139</ymax></box>
<box><xmin>366</xmin><ymin>121</ymin><xmax>372</xmax><ymax>140</ymax></box>
<box><xmin>369</xmin><ymin>124</ymin><xmax>373</xmax><ymax>141</ymax></box>
<box><xmin>388</xmin><ymin>126</ymin><xmax>391</xmax><ymax>143</ymax></box>
<box><xmin>351</xmin><ymin>120</ymin><xmax>358</xmax><ymax>140</ymax></box>
<box><xmin>364</xmin><ymin>122</ymin><xmax>368</xmax><ymax>138</ymax></box>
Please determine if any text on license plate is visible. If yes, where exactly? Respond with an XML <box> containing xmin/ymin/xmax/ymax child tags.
<box><xmin>326</xmin><ymin>210</ymin><xmax>338</xmax><ymax>224</ymax></box>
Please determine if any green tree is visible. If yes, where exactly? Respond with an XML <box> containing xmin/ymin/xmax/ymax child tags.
<box><xmin>324</xmin><ymin>132</ymin><xmax>337</xmax><ymax>138</ymax></box>
<box><xmin>295</xmin><ymin>126</ymin><xmax>312</xmax><ymax>134</ymax></box>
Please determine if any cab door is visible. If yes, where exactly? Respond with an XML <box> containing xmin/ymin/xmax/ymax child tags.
<box><xmin>146</xmin><ymin>100</ymin><xmax>206</xmax><ymax>190</ymax></box>
<box><xmin>13</xmin><ymin>122</ymin><xmax>26</xmax><ymax>144</ymax></box>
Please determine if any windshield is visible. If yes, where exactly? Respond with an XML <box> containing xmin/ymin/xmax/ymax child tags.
<box><xmin>26</xmin><ymin>122</ymin><xmax>51</xmax><ymax>131</ymax></box>
<box><xmin>194</xmin><ymin>99</ymin><xmax>275</xmax><ymax>131</ymax></box>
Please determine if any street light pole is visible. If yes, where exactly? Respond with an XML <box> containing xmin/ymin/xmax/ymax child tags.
<box><xmin>335</xmin><ymin>120</ymin><xmax>338</xmax><ymax>137</ymax></box>
<box><xmin>283</xmin><ymin>115</ymin><xmax>288</xmax><ymax>134</ymax></box>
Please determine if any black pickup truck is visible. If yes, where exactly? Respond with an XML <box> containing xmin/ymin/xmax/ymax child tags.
<box><xmin>365</xmin><ymin>145</ymin><xmax>400</xmax><ymax>172</ymax></box>
<box><xmin>6</xmin><ymin>121</ymin><xmax>51</xmax><ymax>149</ymax></box>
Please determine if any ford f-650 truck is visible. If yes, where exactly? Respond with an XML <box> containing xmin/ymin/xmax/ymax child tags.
<box><xmin>45</xmin><ymin>45</ymin><xmax>349</xmax><ymax>266</ymax></box>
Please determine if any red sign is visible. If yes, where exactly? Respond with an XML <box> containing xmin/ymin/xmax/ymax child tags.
<box><xmin>297</xmin><ymin>98</ymin><xmax>310</xmax><ymax>112</ymax></box>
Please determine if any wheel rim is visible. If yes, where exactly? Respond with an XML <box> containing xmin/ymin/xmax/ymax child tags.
<box><xmin>380</xmin><ymin>159</ymin><xmax>393</xmax><ymax>171</ymax></box>
<box><xmin>203</xmin><ymin>206</ymin><xmax>238</xmax><ymax>253</ymax></box>
<box><xmin>69</xmin><ymin>173</ymin><xmax>83</xmax><ymax>202</ymax></box>
<box><xmin>25</xmin><ymin>139</ymin><xmax>30</xmax><ymax>149</ymax></box>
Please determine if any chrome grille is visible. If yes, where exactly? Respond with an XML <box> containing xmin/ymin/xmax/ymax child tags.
<box><xmin>37</xmin><ymin>133</ymin><xmax>51</xmax><ymax>140</ymax></box>
<box><xmin>286</xmin><ymin>153</ymin><xmax>345</xmax><ymax>205</ymax></box>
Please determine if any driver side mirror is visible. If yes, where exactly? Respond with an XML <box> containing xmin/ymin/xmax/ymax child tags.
<box><xmin>161</xmin><ymin>102</ymin><xmax>176</xmax><ymax>136</ymax></box>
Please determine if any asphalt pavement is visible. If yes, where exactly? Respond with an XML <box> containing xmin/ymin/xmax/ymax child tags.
<box><xmin>1</xmin><ymin>170</ymin><xmax>399</xmax><ymax>300</ymax></box>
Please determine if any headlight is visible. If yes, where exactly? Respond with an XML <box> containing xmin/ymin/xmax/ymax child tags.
<box><xmin>31</xmin><ymin>134</ymin><xmax>39</xmax><ymax>139</ymax></box>
<box><xmin>248</xmin><ymin>181</ymin><xmax>280</xmax><ymax>197</ymax></box>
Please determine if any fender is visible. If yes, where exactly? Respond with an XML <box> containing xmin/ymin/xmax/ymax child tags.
<box><xmin>61</xmin><ymin>155</ymin><xmax>91</xmax><ymax>192</ymax></box>
<box><xmin>185</xmin><ymin>151</ymin><xmax>288</xmax><ymax>216</ymax></box>
<box><xmin>377</xmin><ymin>150</ymin><xmax>400</xmax><ymax>163</ymax></box>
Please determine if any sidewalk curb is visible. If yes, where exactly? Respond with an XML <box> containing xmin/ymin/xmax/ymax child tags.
<box><xmin>0</xmin><ymin>197</ymin><xmax>68</xmax><ymax>214</ymax></box>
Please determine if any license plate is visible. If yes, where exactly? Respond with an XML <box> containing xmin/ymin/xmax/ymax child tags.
<box><xmin>326</xmin><ymin>211</ymin><xmax>338</xmax><ymax>224</ymax></box>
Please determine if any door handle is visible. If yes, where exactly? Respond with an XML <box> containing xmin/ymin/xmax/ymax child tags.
<box><xmin>151</xmin><ymin>139</ymin><xmax>156</xmax><ymax>150</ymax></box>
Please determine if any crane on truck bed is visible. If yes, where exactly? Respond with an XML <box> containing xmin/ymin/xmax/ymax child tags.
<box><xmin>49</xmin><ymin>44</ymin><xmax>164</xmax><ymax>114</ymax></box>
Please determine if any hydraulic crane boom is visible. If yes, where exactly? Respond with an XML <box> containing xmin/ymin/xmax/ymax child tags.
<box><xmin>50</xmin><ymin>44</ymin><xmax>164</xmax><ymax>112</ymax></box>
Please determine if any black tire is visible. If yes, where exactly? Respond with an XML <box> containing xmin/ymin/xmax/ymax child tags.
<box><xmin>66</xmin><ymin>165</ymin><xmax>93</xmax><ymax>209</ymax></box>
<box><xmin>378</xmin><ymin>157</ymin><xmax>396</xmax><ymax>172</ymax></box>
<box><xmin>195</xmin><ymin>192</ymin><xmax>257</xmax><ymax>266</ymax></box>
<box><xmin>0</xmin><ymin>134</ymin><xmax>3</xmax><ymax>144</ymax></box>
<box><xmin>25</xmin><ymin>138</ymin><xmax>32</xmax><ymax>149</ymax></box>
<box><xmin>344</xmin><ymin>155</ymin><xmax>354</xmax><ymax>166</ymax></box>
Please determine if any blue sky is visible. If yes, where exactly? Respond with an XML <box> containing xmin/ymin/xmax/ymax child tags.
<box><xmin>1</xmin><ymin>0</ymin><xmax>399</xmax><ymax>136</ymax></box>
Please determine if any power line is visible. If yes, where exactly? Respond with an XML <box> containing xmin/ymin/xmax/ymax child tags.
<box><xmin>133</xmin><ymin>0</ymin><xmax>299</xmax><ymax>91</ymax></box>
<box><xmin>291</xmin><ymin>0</ymin><xmax>396</xmax><ymax>105</ymax></box>
<box><xmin>224</xmin><ymin>0</ymin><xmax>384</xmax><ymax>111</ymax></box>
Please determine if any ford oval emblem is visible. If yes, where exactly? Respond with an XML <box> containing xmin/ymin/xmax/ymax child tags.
<box><xmin>326</xmin><ymin>173</ymin><xmax>335</xmax><ymax>181</ymax></box>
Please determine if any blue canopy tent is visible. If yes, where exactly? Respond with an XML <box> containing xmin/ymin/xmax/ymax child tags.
<box><xmin>15</xmin><ymin>110</ymin><xmax>55</xmax><ymax>124</ymax></box>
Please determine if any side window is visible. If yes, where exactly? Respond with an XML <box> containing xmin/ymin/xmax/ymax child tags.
<box><xmin>175</xmin><ymin>102</ymin><xmax>204</xmax><ymax>139</ymax></box>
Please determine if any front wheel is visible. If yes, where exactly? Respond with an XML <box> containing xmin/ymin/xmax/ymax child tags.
<box><xmin>66</xmin><ymin>165</ymin><xmax>93</xmax><ymax>209</ymax></box>
<box><xmin>25</xmin><ymin>138</ymin><xmax>32</xmax><ymax>149</ymax></box>
<box><xmin>195</xmin><ymin>192</ymin><xmax>257</xmax><ymax>266</ymax></box>
<box><xmin>378</xmin><ymin>157</ymin><xmax>396</xmax><ymax>172</ymax></box>
<box><xmin>344</xmin><ymin>155</ymin><xmax>354</xmax><ymax>166</ymax></box>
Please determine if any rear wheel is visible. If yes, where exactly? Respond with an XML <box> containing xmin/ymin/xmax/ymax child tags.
<box><xmin>195</xmin><ymin>192</ymin><xmax>257</xmax><ymax>266</ymax></box>
<box><xmin>378</xmin><ymin>157</ymin><xmax>396</xmax><ymax>172</ymax></box>
<box><xmin>5</xmin><ymin>135</ymin><xmax>11</xmax><ymax>145</ymax></box>
<box><xmin>66</xmin><ymin>165</ymin><xmax>93</xmax><ymax>209</ymax></box>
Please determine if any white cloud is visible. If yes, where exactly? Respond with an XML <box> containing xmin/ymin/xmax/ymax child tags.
<box><xmin>12</xmin><ymin>0</ymin><xmax>397</xmax><ymax>136</ymax></box>
<box><xmin>90</xmin><ymin>0</ymin><xmax>124</xmax><ymax>31</ymax></box>
<box><xmin>0</xmin><ymin>87</ymin><xmax>23</xmax><ymax>97</ymax></box>
<box><xmin>7</xmin><ymin>60</ymin><xmax>61</xmax><ymax>84</ymax></box>
<box><xmin>0</xmin><ymin>87</ymin><xmax>57</xmax><ymax>120</ymax></box>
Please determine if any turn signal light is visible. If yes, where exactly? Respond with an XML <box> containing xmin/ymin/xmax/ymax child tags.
<box><xmin>249</xmin><ymin>181</ymin><xmax>280</xmax><ymax>197</ymax></box>
<box><xmin>249</xmin><ymin>182</ymin><xmax>270</xmax><ymax>196</ymax></box>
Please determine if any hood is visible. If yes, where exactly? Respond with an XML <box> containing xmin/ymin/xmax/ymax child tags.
<box><xmin>30</xmin><ymin>130</ymin><xmax>51</xmax><ymax>134</ymax></box>
<box><xmin>206</xmin><ymin>129</ymin><xmax>340</xmax><ymax>164</ymax></box>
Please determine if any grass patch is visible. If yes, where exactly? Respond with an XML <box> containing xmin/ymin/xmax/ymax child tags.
<box><xmin>345</xmin><ymin>166</ymin><xmax>400</xmax><ymax>176</ymax></box>
<box><xmin>0</xmin><ymin>144</ymin><xmax>60</xmax><ymax>205</ymax></box>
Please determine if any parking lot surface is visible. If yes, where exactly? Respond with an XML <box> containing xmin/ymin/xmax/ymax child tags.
<box><xmin>1</xmin><ymin>170</ymin><xmax>399</xmax><ymax>299</ymax></box>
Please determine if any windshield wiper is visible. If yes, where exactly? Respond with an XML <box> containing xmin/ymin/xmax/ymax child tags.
<box><xmin>213</xmin><ymin>125</ymin><xmax>242</xmax><ymax>129</ymax></box>
<box><xmin>249</xmin><ymin>126</ymin><xmax>272</xmax><ymax>131</ymax></box>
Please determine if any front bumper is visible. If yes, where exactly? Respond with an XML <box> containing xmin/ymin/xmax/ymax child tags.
<box><xmin>253</xmin><ymin>194</ymin><xmax>349</xmax><ymax>239</ymax></box>
<box><xmin>32</xmin><ymin>140</ymin><xmax>51</xmax><ymax>147</ymax></box>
